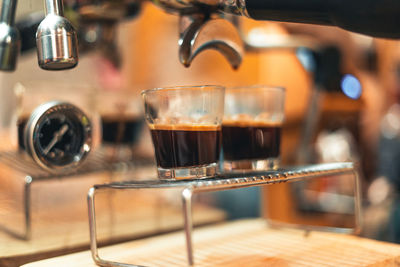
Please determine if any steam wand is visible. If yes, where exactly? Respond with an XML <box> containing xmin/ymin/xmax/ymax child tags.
<box><xmin>36</xmin><ymin>0</ymin><xmax>79</xmax><ymax>70</ymax></box>
<box><xmin>0</xmin><ymin>0</ymin><xmax>20</xmax><ymax>71</ymax></box>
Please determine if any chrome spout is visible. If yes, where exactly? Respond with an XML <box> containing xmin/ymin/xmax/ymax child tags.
<box><xmin>36</xmin><ymin>0</ymin><xmax>78</xmax><ymax>70</ymax></box>
<box><xmin>179</xmin><ymin>15</ymin><xmax>244</xmax><ymax>69</ymax></box>
<box><xmin>0</xmin><ymin>0</ymin><xmax>20</xmax><ymax>71</ymax></box>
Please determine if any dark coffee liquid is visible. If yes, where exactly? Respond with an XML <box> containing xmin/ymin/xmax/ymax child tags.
<box><xmin>150</xmin><ymin>125</ymin><xmax>221</xmax><ymax>169</ymax></box>
<box><xmin>17</xmin><ymin>117</ymin><xmax>28</xmax><ymax>150</ymax></box>
<box><xmin>101</xmin><ymin>115</ymin><xmax>144</xmax><ymax>145</ymax></box>
<box><xmin>222</xmin><ymin>121</ymin><xmax>281</xmax><ymax>161</ymax></box>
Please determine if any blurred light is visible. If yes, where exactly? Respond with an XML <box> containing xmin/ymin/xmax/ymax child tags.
<box><xmin>381</xmin><ymin>103</ymin><xmax>400</xmax><ymax>139</ymax></box>
<box><xmin>316</xmin><ymin>129</ymin><xmax>353</xmax><ymax>162</ymax></box>
<box><xmin>368</xmin><ymin>176</ymin><xmax>391</xmax><ymax>205</ymax></box>
<box><xmin>341</xmin><ymin>74</ymin><xmax>362</xmax><ymax>99</ymax></box>
<box><xmin>247</xmin><ymin>28</ymin><xmax>270</xmax><ymax>46</ymax></box>
<box><xmin>85</xmin><ymin>29</ymin><xmax>97</xmax><ymax>43</ymax></box>
<box><xmin>296</xmin><ymin>47</ymin><xmax>316</xmax><ymax>73</ymax></box>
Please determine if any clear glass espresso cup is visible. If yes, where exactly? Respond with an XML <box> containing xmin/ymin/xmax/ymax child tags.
<box><xmin>96</xmin><ymin>91</ymin><xmax>145</xmax><ymax>161</ymax></box>
<box><xmin>141</xmin><ymin>85</ymin><xmax>225</xmax><ymax>180</ymax></box>
<box><xmin>222</xmin><ymin>85</ymin><xmax>285</xmax><ymax>171</ymax></box>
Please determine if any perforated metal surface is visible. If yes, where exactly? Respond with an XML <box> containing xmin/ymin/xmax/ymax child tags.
<box><xmin>93</xmin><ymin>162</ymin><xmax>355</xmax><ymax>191</ymax></box>
<box><xmin>0</xmin><ymin>150</ymin><xmax>154</xmax><ymax>180</ymax></box>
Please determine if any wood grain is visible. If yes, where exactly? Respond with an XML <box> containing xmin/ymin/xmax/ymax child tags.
<box><xmin>22</xmin><ymin>219</ymin><xmax>400</xmax><ymax>267</ymax></box>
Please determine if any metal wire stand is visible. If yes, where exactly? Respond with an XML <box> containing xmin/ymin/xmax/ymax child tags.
<box><xmin>87</xmin><ymin>162</ymin><xmax>362</xmax><ymax>267</ymax></box>
<box><xmin>0</xmin><ymin>149</ymin><xmax>153</xmax><ymax>240</ymax></box>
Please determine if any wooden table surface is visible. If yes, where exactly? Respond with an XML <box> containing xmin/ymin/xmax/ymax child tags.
<box><xmin>0</xmin><ymin>162</ymin><xmax>226</xmax><ymax>267</ymax></box>
<box><xmin>22</xmin><ymin>219</ymin><xmax>400</xmax><ymax>267</ymax></box>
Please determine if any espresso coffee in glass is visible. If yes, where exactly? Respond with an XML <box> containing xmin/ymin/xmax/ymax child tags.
<box><xmin>96</xmin><ymin>91</ymin><xmax>144</xmax><ymax>160</ymax></box>
<box><xmin>101</xmin><ymin>115</ymin><xmax>144</xmax><ymax>145</ymax></box>
<box><xmin>223</xmin><ymin>85</ymin><xmax>285</xmax><ymax>171</ymax></box>
<box><xmin>142</xmin><ymin>85</ymin><xmax>225</xmax><ymax>180</ymax></box>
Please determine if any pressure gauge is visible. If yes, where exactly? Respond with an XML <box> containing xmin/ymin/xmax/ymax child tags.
<box><xmin>24</xmin><ymin>101</ymin><xmax>92</xmax><ymax>172</ymax></box>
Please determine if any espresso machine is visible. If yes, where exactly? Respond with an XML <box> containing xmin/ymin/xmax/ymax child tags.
<box><xmin>0</xmin><ymin>0</ymin><xmax>391</xmax><ymax>265</ymax></box>
<box><xmin>0</xmin><ymin>0</ymin><xmax>399</xmax><ymax>73</ymax></box>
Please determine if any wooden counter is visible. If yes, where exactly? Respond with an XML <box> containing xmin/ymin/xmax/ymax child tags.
<box><xmin>22</xmin><ymin>219</ymin><xmax>400</xmax><ymax>266</ymax></box>
<box><xmin>0</xmin><ymin>155</ymin><xmax>226</xmax><ymax>267</ymax></box>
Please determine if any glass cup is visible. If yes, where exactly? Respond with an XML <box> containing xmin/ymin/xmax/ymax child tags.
<box><xmin>222</xmin><ymin>85</ymin><xmax>285</xmax><ymax>171</ymax></box>
<box><xmin>96</xmin><ymin>90</ymin><xmax>144</xmax><ymax>161</ymax></box>
<box><xmin>141</xmin><ymin>85</ymin><xmax>225</xmax><ymax>180</ymax></box>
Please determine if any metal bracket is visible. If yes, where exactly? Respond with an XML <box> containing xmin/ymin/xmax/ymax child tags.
<box><xmin>87</xmin><ymin>162</ymin><xmax>362</xmax><ymax>266</ymax></box>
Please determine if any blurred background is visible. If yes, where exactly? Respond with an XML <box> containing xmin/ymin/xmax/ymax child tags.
<box><xmin>1</xmin><ymin>0</ymin><xmax>400</xmax><ymax>265</ymax></box>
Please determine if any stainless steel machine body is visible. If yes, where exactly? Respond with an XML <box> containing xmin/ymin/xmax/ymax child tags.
<box><xmin>1</xmin><ymin>0</ymin><xmax>400</xmax><ymax>71</ymax></box>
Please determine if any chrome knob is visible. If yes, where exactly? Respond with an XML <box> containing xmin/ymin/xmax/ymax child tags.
<box><xmin>36</xmin><ymin>0</ymin><xmax>78</xmax><ymax>70</ymax></box>
<box><xmin>0</xmin><ymin>0</ymin><xmax>20</xmax><ymax>71</ymax></box>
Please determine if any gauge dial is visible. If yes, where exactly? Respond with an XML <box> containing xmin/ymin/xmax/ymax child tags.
<box><xmin>24</xmin><ymin>101</ymin><xmax>92</xmax><ymax>172</ymax></box>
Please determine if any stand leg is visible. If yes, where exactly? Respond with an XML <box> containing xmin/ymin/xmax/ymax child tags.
<box><xmin>182</xmin><ymin>188</ymin><xmax>194</xmax><ymax>266</ymax></box>
<box><xmin>88</xmin><ymin>187</ymin><xmax>101</xmax><ymax>264</ymax></box>
<box><xmin>87</xmin><ymin>186</ymin><xmax>146</xmax><ymax>267</ymax></box>
<box><xmin>24</xmin><ymin>176</ymin><xmax>32</xmax><ymax>240</ymax></box>
<box><xmin>353</xmin><ymin>169</ymin><xmax>363</xmax><ymax>234</ymax></box>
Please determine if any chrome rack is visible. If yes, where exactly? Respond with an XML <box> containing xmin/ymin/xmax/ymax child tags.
<box><xmin>0</xmin><ymin>150</ymin><xmax>153</xmax><ymax>240</ymax></box>
<box><xmin>87</xmin><ymin>162</ymin><xmax>362</xmax><ymax>267</ymax></box>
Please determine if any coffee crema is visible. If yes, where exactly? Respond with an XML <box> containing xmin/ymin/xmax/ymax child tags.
<box><xmin>222</xmin><ymin>120</ymin><xmax>281</xmax><ymax>161</ymax></box>
<box><xmin>149</xmin><ymin>124</ymin><xmax>221</xmax><ymax>169</ymax></box>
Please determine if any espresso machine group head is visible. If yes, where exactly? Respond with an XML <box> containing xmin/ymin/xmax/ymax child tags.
<box><xmin>1</xmin><ymin>0</ymin><xmax>400</xmax><ymax>72</ymax></box>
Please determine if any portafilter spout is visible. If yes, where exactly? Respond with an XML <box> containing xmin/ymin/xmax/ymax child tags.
<box><xmin>36</xmin><ymin>0</ymin><xmax>78</xmax><ymax>70</ymax></box>
<box><xmin>0</xmin><ymin>0</ymin><xmax>20</xmax><ymax>71</ymax></box>
<box><xmin>179</xmin><ymin>14</ymin><xmax>244</xmax><ymax>69</ymax></box>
